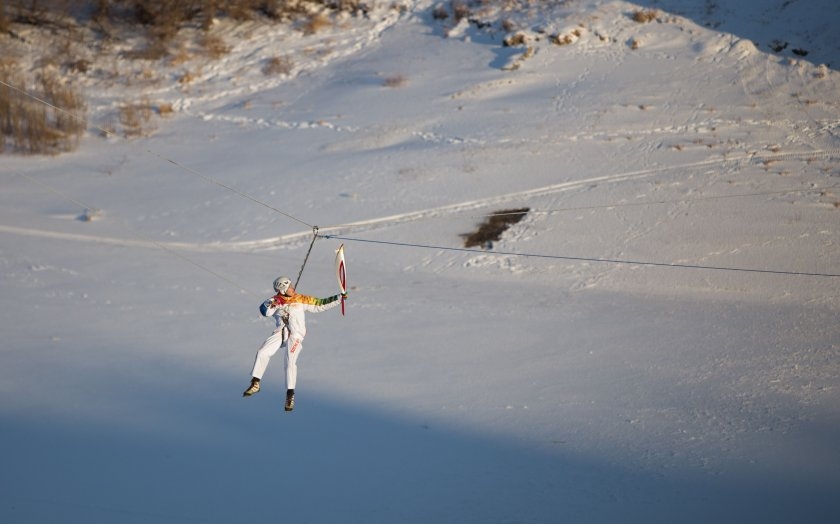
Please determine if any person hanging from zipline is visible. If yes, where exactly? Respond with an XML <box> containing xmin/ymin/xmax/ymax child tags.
<box><xmin>243</xmin><ymin>275</ymin><xmax>346</xmax><ymax>411</ymax></box>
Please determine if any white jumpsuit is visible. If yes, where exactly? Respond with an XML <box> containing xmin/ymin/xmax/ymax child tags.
<box><xmin>250</xmin><ymin>291</ymin><xmax>341</xmax><ymax>390</ymax></box>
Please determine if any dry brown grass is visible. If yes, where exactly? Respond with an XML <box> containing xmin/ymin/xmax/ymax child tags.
<box><xmin>551</xmin><ymin>27</ymin><xmax>583</xmax><ymax>46</ymax></box>
<box><xmin>263</xmin><ymin>55</ymin><xmax>295</xmax><ymax>76</ymax></box>
<box><xmin>382</xmin><ymin>74</ymin><xmax>408</xmax><ymax>88</ymax></box>
<box><xmin>3</xmin><ymin>0</ymin><xmax>370</xmax><ymax>72</ymax></box>
<box><xmin>452</xmin><ymin>1</ymin><xmax>471</xmax><ymax>21</ymax></box>
<box><xmin>200</xmin><ymin>33</ymin><xmax>232</xmax><ymax>59</ymax></box>
<box><xmin>504</xmin><ymin>32</ymin><xmax>527</xmax><ymax>47</ymax></box>
<box><xmin>178</xmin><ymin>69</ymin><xmax>198</xmax><ymax>85</ymax></box>
<box><xmin>157</xmin><ymin>102</ymin><xmax>175</xmax><ymax>117</ymax></box>
<box><xmin>302</xmin><ymin>13</ymin><xmax>333</xmax><ymax>35</ymax></box>
<box><xmin>631</xmin><ymin>9</ymin><xmax>659</xmax><ymax>23</ymax></box>
<box><xmin>462</xmin><ymin>208</ymin><xmax>530</xmax><ymax>248</ymax></box>
<box><xmin>552</xmin><ymin>34</ymin><xmax>573</xmax><ymax>46</ymax></box>
<box><xmin>121</xmin><ymin>41</ymin><xmax>170</xmax><ymax>61</ymax></box>
<box><xmin>1</xmin><ymin>67</ymin><xmax>87</xmax><ymax>155</ymax></box>
<box><xmin>119</xmin><ymin>99</ymin><xmax>156</xmax><ymax>138</ymax></box>
<box><xmin>432</xmin><ymin>5</ymin><xmax>449</xmax><ymax>20</ymax></box>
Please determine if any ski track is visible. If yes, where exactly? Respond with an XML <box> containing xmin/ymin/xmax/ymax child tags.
<box><xmin>3</xmin><ymin>3</ymin><xmax>840</xmax><ymax>523</ymax></box>
<box><xmin>4</xmin><ymin>149</ymin><xmax>837</xmax><ymax>253</ymax></box>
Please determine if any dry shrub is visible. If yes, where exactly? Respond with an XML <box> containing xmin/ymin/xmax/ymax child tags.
<box><xmin>814</xmin><ymin>64</ymin><xmax>829</xmax><ymax>79</ymax></box>
<box><xmin>332</xmin><ymin>0</ymin><xmax>366</xmax><ymax>12</ymax></box>
<box><xmin>67</xmin><ymin>58</ymin><xmax>92</xmax><ymax>73</ymax></box>
<box><xmin>302</xmin><ymin>12</ymin><xmax>332</xmax><ymax>34</ymax></box>
<box><xmin>5</xmin><ymin>0</ymin><xmax>373</xmax><ymax>65</ymax></box>
<box><xmin>129</xmin><ymin>1</ymin><xmax>195</xmax><ymax>43</ymax></box>
<box><xmin>551</xmin><ymin>33</ymin><xmax>573</xmax><ymax>46</ymax></box>
<box><xmin>200</xmin><ymin>33</ymin><xmax>232</xmax><ymax>59</ymax></box>
<box><xmin>451</xmin><ymin>1</ymin><xmax>471</xmax><ymax>21</ymax></box>
<box><xmin>263</xmin><ymin>55</ymin><xmax>295</xmax><ymax>76</ymax></box>
<box><xmin>119</xmin><ymin>99</ymin><xmax>156</xmax><ymax>138</ymax></box>
<box><xmin>552</xmin><ymin>28</ymin><xmax>583</xmax><ymax>46</ymax></box>
<box><xmin>504</xmin><ymin>33</ymin><xmax>527</xmax><ymax>47</ymax></box>
<box><xmin>178</xmin><ymin>69</ymin><xmax>198</xmax><ymax>85</ymax></box>
<box><xmin>157</xmin><ymin>102</ymin><xmax>175</xmax><ymax>116</ymax></box>
<box><xmin>770</xmin><ymin>40</ymin><xmax>788</xmax><ymax>52</ymax></box>
<box><xmin>122</xmin><ymin>41</ymin><xmax>170</xmax><ymax>61</ymax></box>
<box><xmin>631</xmin><ymin>9</ymin><xmax>658</xmax><ymax>23</ymax></box>
<box><xmin>382</xmin><ymin>74</ymin><xmax>407</xmax><ymax>88</ymax></box>
<box><xmin>0</xmin><ymin>68</ymin><xmax>87</xmax><ymax>155</ymax></box>
<box><xmin>462</xmin><ymin>208</ymin><xmax>530</xmax><ymax>248</ymax></box>
<box><xmin>167</xmin><ymin>43</ymin><xmax>193</xmax><ymax>67</ymax></box>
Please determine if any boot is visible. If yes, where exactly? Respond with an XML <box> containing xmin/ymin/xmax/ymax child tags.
<box><xmin>243</xmin><ymin>377</ymin><xmax>261</xmax><ymax>397</ymax></box>
<box><xmin>284</xmin><ymin>389</ymin><xmax>295</xmax><ymax>412</ymax></box>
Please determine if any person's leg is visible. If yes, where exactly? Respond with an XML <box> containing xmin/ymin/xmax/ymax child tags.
<box><xmin>284</xmin><ymin>337</ymin><xmax>303</xmax><ymax>390</ymax></box>
<box><xmin>252</xmin><ymin>330</ymin><xmax>286</xmax><ymax>379</ymax></box>
<box><xmin>244</xmin><ymin>330</ymin><xmax>286</xmax><ymax>396</ymax></box>
<box><xmin>284</xmin><ymin>337</ymin><xmax>303</xmax><ymax>410</ymax></box>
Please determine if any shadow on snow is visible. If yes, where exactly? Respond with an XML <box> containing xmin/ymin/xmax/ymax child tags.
<box><xmin>2</xmin><ymin>369</ymin><xmax>838</xmax><ymax>524</ymax></box>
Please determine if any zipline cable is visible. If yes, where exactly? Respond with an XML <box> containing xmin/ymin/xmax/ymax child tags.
<box><xmin>6</xmin><ymin>78</ymin><xmax>838</xmax><ymax>232</ymax></box>
<box><xmin>145</xmin><ymin>150</ymin><xmax>315</xmax><ymax>229</ymax></box>
<box><xmin>14</xmin><ymin>172</ymin><xmax>262</xmax><ymax>298</ymax></box>
<box><xmin>320</xmin><ymin>234</ymin><xmax>840</xmax><ymax>278</ymax></box>
<box><xmin>3</xmin><ymin>77</ymin><xmax>319</xmax><ymax>286</ymax></box>
<box><xmin>6</xmin><ymin>79</ymin><xmax>839</xmax><ymax>283</ymax></box>
<box><xmin>0</xmin><ymin>78</ymin><xmax>315</xmax><ymax>229</ymax></box>
<box><xmin>0</xmin><ymin>78</ymin><xmax>93</xmax><ymax>132</ymax></box>
<box><xmin>295</xmin><ymin>226</ymin><xmax>320</xmax><ymax>287</ymax></box>
<box><xmin>310</xmin><ymin>184</ymin><xmax>840</xmax><ymax>245</ymax></box>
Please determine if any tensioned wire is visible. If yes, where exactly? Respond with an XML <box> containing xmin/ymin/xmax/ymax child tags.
<box><xmin>16</xmin><ymin>165</ymin><xmax>840</xmax><ymax>280</ymax></box>
<box><xmin>3</xmin><ymin>77</ymin><xmax>320</xmax><ymax>286</ymax></box>
<box><xmin>13</xmin><ymin>171</ymin><xmax>263</xmax><ymax>298</ymax></box>
<box><xmin>13</xmin><ymin>170</ymin><xmax>840</xmax><ymax>280</ymax></box>
<box><xmin>319</xmin><ymin>234</ymin><xmax>840</xmax><ymax>278</ymax></box>
<box><xmin>312</xmin><ymin>184</ymin><xmax>840</xmax><ymax>231</ymax></box>
<box><xmin>5</xmin><ymin>77</ymin><xmax>839</xmax><ymax>231</ymax></box>
<box><xmin>0</xmin><ymin>78</ymin><xmax>316</xmax><ymax>229</ymax></box>
<box><xmin>4</xmin><ymin>27</ymin><xmax>837</xmax><ymax>524</ymax></box>
<box><xmin>5</xmin><ymin>78</ymin><xmax>840</xmax><ymax>280</ymax></box>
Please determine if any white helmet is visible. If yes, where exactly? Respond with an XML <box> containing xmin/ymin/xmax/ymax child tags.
<box><xmin>273</xmin><ymin>276</ymin><xmax>292</xmax><ymax>294</ymax></box>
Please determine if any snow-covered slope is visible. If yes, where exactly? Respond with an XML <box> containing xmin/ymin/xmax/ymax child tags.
<box><xmin>2</xmin><ymin>1</ymin><xmax>839</xmax><ymax>522</ymax></box>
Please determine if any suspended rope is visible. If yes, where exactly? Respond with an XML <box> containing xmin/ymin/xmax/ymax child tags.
<box><xmin>14</xmin><ymin>169</ymin><xmax>98</xmax><ymax>213</ymax></box>
<box><xmin>13</xmin><ymin>172</ymin><xmax>262</xmax><ymax>299</ymax></box>
<box><xmin>146</xmin><ymin>150</ymin><xmax>315</xmax><ymax>229</ymax></box>
<box><xmin>0</xmin><ymin>78</ymin><xmax>315</xmax><ymax>230</ymax></box>
<box><xmin>7</xmin><ymin>79</ymin><xmax>839</xmax><ymax>285</ymax></box>
<box><xmin>7</xmin><ymin>77</ymin><xmax>838</xmax><ymax>242</ymax></box>
<box><xmin>320</xmin><ymin>234</ymin><xmax>840</xmax><ymax>278</ymax></box>
<box><xmin>0</xmin><ymin>78</ymin><xmax>103</xmax><ymax>133</ymax></box>
<box><xmin>313</xmin><ymin>183</ymin><xmax>840</xmax><ymax>237</ymax></box>
<box><xmin>295</xmin><ymin>226</ymin><xmax>320</xmax><ymax>287</ymax></box>
<box><xmin>3</xmin><ymin>77</ymin><xmax>322</xmax><ymax>294</ymax></box>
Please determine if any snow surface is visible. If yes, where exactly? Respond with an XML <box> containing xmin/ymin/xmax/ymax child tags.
<box><xmin>2</xmin><ymin>0</ymin><xmax>839</xmax><ymax>522</ymax></box>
